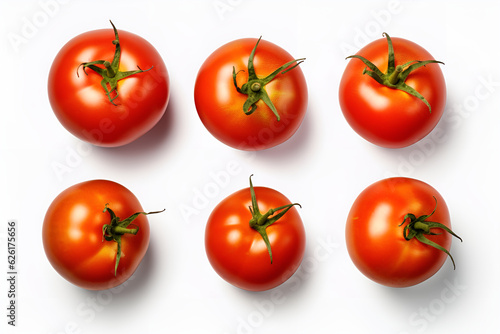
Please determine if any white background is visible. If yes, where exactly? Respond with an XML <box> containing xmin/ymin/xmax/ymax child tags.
<box><xmin>1</xmin><ymin>0</ymin><xmax>499</xmax><ymax>333</ymax></box>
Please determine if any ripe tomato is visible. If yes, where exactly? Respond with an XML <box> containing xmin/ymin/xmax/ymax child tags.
<box><xmin>205</xmin><ymin>176</ymin><xmax>306</xmax><ymax>291</ymax></box>
<box><xmin>339</xmin><ymin>33</ymin><xmax>446</xmax><ymax>148</ymax></box>
<box><xmin>345</xmin><ymin>177</ymin><xmax>462</xmax><ymax>288</ymax></box>
<box><xmin>43</xmin><ymin>180</ymin><xmax>163</xmax><ymax>290</ymax></box>
<box><xmin>48</xmin><ymin>21</ymin><xmax>169</xmax><ymax>147</ymax></box>
<box><xmin>194</xmin><ymin>37</ymin><xmax>308</xmax><ymax>151</ymax></box>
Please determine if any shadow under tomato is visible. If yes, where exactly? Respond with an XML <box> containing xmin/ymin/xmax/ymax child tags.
<box><xmin>232</xmin><ymin>242</ymin><xmax>318</xmax><ymax>308</ymax></box>
<box><xmin>93</xmin><ymin>94</ymin><xmax>178</xmax><ymax>166</ymax></box>
<box><xmin>381</xmin><ymin>250</ymin><xmax>467</xmax><ymax>313</ymax></box>
<box><xmin>73</xmin><ymin>238</ymin><xmax>157</xmax><ymax>313</ymax></box>
<box><xmin>247</xmin><ymin>104</ymin><xmax>314</xmax><ymax>163</ymax></box>
<box><xmin>370</xmin><ymin>92</ymin><xmax>465</xmax><ymax>170</ymax></box>
<box><xmin>126</xmin><ymin>237</ymin><xmax>157</xmax><ymax>291</ymax></box>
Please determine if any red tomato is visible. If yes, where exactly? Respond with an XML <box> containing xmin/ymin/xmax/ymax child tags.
<box><xmin>48</xmin><ymin>21</ymin><xmax>169</xmax><ymax>147</ymax></box>
<box><xmin>339</xmin><ymin>33</ymin><xmax>446</xmax><ymax>148</ymax></box>
<box><xmin>43</xmin><ymin>180</ymin><xmax>162</xmax><ymax>290</ymax></box>
<box><xmin>194</xmin><ymin>37</ymin><xmax>308</xmax><ymax>151</ymax></box>
<box><xmin>345</xmin><ymin>177</ymin><xmax>462</xmax><ymax>288</ymax></box>
<box><xmin>205</xmin><ymin>176</ymin><xmax>306</xmax><ymax>291</ymax></box>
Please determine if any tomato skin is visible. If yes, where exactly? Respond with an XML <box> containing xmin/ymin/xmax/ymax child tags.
<box><xmin>205</xmin><ymin>186</ymin><xmax>306</xmax><ymax>291</ymax></box>
<box><xmin>194</xmin><ymin>38</ymin><xmax>308</xmax><ymax>151</ymax></box>
<box><xmin>345</xmin><ymin>177</ymin><xmax>452</xmax><ymax>288</ymax></box>
<box><xmin>42</xmin><ymin>180</ymin><xmax>150</xmax><ymax>290</ymax></box>
<box><xmin>48</xmin><ymin>27</ymin><xmax>169</xmax><ymax>147</ymax></box>
<box><xmin>339</xmin><ymin>37</ymin><xmax>446</xmax><ymax>148</ymax></box>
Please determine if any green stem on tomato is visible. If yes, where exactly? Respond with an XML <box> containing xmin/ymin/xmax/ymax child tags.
<box><xmin>346</xmin><ymin>32</ymin><xmax>444</xmax><ymax>113</ymax></box>
<box><xmin>76</xmin><ymin>20</ymin><xmax>153</xmax><ymax>105</ymax></box>
<box><xmin>247</xmin><ymin>175</ymin><xmax>301</xmax><ymax>264</ymax></box>
<box><xmin>232</xmin><ymin>37</ymin><xmax>305</xmax><ymax>121</ymax></box>
<box><xmin>102</xmin><ymin>204</ymin><xmax>164</xmax><ymax>276</ymax></box>
<box><xmin>387</xmin><ymin>65</ymin><xmax>403</xmax><ymax>85</ymax></box>
<box><xmin>398</xmin><ymin>197</ymin><xmax>462</xmax><ymax>269</ymax></box>
<box><xmin>103</xmin><ymin>61</ymin><xmax>116</xmax><ymax>78</ymax></box>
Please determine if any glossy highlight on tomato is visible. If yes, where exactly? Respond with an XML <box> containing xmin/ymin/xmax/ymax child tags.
<box><xmin>339</xmin><ymin>33</ymin><xmax>446</xmax><ymax>148</ymax></box>
<box><xmin>48</xmin><ymin>22</ymin><xmax>169</xmax><ymax>147</ymax></box>
<box><xmin>42</xmin><ymin>180</ymin><xmax>160</xmax><ymax>290</ymax></box>
<box><xmin>205</xmin><ymin>176</ymin><xmax>306</xmax><ymax>291</ymax></box>
<box><xmin>195</xmin><ymin>38</ymin><xmax>308</xmax><ymax>151</ymax></box>
<box><xmin>345</xmin><ymin>177</ymin><xmax>462</xmax><ymax>288</ymax></box>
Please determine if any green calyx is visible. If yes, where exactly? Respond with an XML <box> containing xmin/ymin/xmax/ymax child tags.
<box><xmin>77</xmin><ymin>20</ymin><xmax>153</xmax><ymax>105</ymax></box>
<box><xmin>102</xmin><ymin>204</ymin><xmax>164</xmax><ymax>276</ymax></box>
<box><xmin>398</xmin><ymin>197</ymin><xmax>462</xmax><ymax>269</ymax></box>
<box><xmin>247</xmin><ymin>175</ymin><xmax>301</xmax><ymax>264</ymax></box>
<box><xmin>233</xmin><ymin>37</ymin><xmax>305</xmax><ymax>121</ymax></box>
<box><xmin>346</xmin><ymin>32</ymin><xmax>444</xmax><ymax>113</ymax></box>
